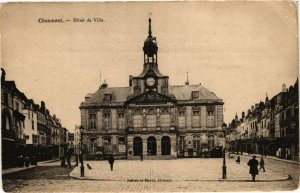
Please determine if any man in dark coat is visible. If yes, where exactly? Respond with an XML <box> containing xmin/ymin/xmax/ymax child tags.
<box><xmin>247</xmin><ymin>155</ymin><xmax>259</xmax><ymax>181</ymax></box>
<box><xmin>108</xmin><ymin>155</ymin><xmax>115</xmax><ymax>171</ymax></box>
<box><xmin>65</xmin><ymin>150</ymin><xmax>72</xmax><ymax>168</ymax></box>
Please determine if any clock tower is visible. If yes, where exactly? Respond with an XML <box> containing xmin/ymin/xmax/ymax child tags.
<box><xmin>129</xmin><ymin>17</ymin><xmax>169</xmax><ymax>95</ymax></box>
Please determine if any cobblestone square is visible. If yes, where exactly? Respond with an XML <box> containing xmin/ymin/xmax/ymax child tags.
<box><xmin>3</xmin><ymin>155</ymin><xmax>299</xmax><ymax>192</ymax></box>
<box><xmin>70</xmin><ymin>157</ymin><xmax>287</xmax><ymax>182</ymax></box>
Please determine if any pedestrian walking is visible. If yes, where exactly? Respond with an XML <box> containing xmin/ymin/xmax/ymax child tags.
<box><xmin>247</xmin><ymin>155</ymin><xmax>259</xmax><ymax>181</ymax></box>
<box><xmin>259</xmin><ymin>157</ymin><xmax>266</xmax><ymax>172</ymax></box>
<box><xmin>108</xmin><ymin>154</ymin><xmax>115</xmax><ymax>171</ymax></box>
<box><xmin>60</xmin><ymin>155</ymin><xmax>66</xmax><ymax>167</ymax></box>
<box><xmin>65</xmin><ymin>150</ymin><xmax>72</xmax><ymax>168</ymax></box>
<box><xmin>140</xmin><ymin>153</ymin><xmax>143</xmax><ymax>161</ymax></box>
<box><xmin>74</xmin><ymin>153</ymin><xmax>79</xmax><ymax>167</ymax></box>
<box><xmin>236</xmin><ymin>156</ymin><xmax>240</xmax><ymax>164</ymax></box>
<box><xmin>24</xmin><ymin>156</ymin><xmax>30</xmax><ymax>167</ymax></box>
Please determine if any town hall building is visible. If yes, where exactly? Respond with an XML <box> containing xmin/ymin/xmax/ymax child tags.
<box><xmin>79</xmin><ymin>18</ymin><xmax>225</xmax><ymax>159</ymax></box>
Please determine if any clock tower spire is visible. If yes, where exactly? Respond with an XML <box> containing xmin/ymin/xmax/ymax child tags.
<box><xmin>130</xmin><ymin>16</ymin><xmax>169</xmax><ymax>95</ymax></box>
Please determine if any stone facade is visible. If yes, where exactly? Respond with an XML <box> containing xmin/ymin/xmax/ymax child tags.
<box><xmin>79</xmin><ymin>18</ymin><xmax>225</xmax><ymax>159</ymax></box>
<box><xmin>226</xmin><ymin>80</ymin><xmax>299</xmax><ymax>161</ymax></box>
<box><xmin>1</xmin><ymin>68</ymin><xmax>69</xmax><ymax>168</ymax></box>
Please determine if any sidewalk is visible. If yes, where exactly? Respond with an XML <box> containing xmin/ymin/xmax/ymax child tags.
<box><xmin>69</xmin><ymin>159</ymin><xmax>290</xmax><ymax>182</ymax></box>
<box><xmin>2</xmin><ymin>159</ymin><xmax>59</xmax><ymax>175</ymax></box>
<box><xmin>236</xmin><ymin>152</ymin><xmax>299</xmax><ymax>165</ymax></box>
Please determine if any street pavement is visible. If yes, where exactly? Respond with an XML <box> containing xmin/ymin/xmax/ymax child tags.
<box><xmin>1</xmin><ymin>155</ymin><xmax>299</xmax><ymax>192</ymax></box>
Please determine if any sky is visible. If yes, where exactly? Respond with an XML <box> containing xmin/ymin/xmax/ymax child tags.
<box><xmin>1</xmin><ymin>1</ymin><xmax>298</xmax><ymax>132</ymax></box>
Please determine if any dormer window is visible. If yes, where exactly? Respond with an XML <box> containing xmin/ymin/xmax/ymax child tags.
<box><xmin>192</xmin><ymin>91</ymin><xmax>199</xmax><ymax>99</ymax></box>
<box><xmin>104</xmin><ymin>94</ymin><xmax>112</xmax><ymax>101</ymax></box>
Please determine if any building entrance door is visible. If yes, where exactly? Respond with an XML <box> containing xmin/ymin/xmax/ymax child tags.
<box><xmin>161</xmin><ymin>136</ymin><xmax>171</xmax><ymax>155</ymax></box>
<box><xmin>133</xmin><ymin>137</ymin><xmax>143</xmax><ymax>156</ymax></box>
<box><xmin>147</xmin><ymin>136</ymin><xmax>157</xmax><ymax>155</ymax></box>
<box><xmin>188</xmin><ymin>149</ymin><xmax>193</xmax><ymax>157</ymax></box>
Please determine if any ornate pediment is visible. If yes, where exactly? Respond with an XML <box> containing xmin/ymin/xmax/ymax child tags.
<box><xmin>126</xmin><ymin>90</ymin><xmax>176</xmax><ymax>104</ymax></box>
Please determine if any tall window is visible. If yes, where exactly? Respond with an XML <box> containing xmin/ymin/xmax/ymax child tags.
<box><xmin>118</xmin><ymin>112</ymin><xmax>125</xmax><ymax>129</ymax></box>
<box><xmin>4</xmin><ymin>92</ymin><xmax>8</xmax><ymax>106</ymax></box>
<box><xmin>32</xmin><ymin>134</ymin><xmax>37</xmax><ymax>144</ymax></box>
<box><xmin>179</xmin><ymin>136</ymin><xmax>186</xmax><ymax>152</ymax></box>
<box><xmin>89</xmin><ymin>114</ymin><xmax>97</xmax><ymax>129</ymax></box>
<box><xmin>207</xmin><ymin>111</ymin><xmax>214</xmax><ymax>127</ymax></box>
<box><xmin>103</xmin><ymin>113</ymin><xmax>110</xmax><ymax>130</ymax></box>
<box><xmin>178</xmin><ymin>110</ymin><xmax>186</xmax><ymax>127</ymax></box>
<box><xmin>192</xmin><ymin>110</ymin><xmax>200</xmax><ymax>127</ymax></box>
<box><xmin>32</xmin><ymin>120</ymin><xmax>34</xmax><ymax>130</ymax></box>
<box><xmin>15</xmin><ymin>102</ymin><xmax>19</xmax><ymax>111</ymax></box>
<box><xmin>193</xmin><ymin>135</ymin><xmax>200</xmax><ymax>150</ymax></box>
<box><xmin>160</xmin><ymin>114</ymin><xmax>170</xmax><ymax>127</ymax></box>
<box><xmin>147</xmin><ymin>115</ymin><xmax>156</xmax><ymax>127</ymax></box>
<box><xmin>133</xmin><ymin>115</ymin><xmax>142</xmax><ymax>128</ymax></box>
<box><xmin>208</xmin><ymin>136</ymin><xmax>214</xmax><ymax>150</ymax></box>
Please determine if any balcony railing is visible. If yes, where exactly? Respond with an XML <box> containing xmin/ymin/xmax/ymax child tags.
<box><xmin>127</xmin><ymin>127</ymin><xmax>176</xmax><ymax>133</ymax></box>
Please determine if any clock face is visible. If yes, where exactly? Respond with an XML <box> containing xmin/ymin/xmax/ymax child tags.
<box><xmin>146</xmin><ymin>77</ymin><xmax>155</xmax><ymax>87</ymax></box>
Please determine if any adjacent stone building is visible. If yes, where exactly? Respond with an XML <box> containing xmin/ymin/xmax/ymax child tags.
<box><xmin>1</xmin><ymin>69</ymin><xmax>27</xmax><ymax>168</ymax></box>
<box><xmin>80</xmin><ymin>18</ymin><xmax>225</xmax><ymax>159</ymax></box>
<box><xmin>1</xmin><ymin>68</ymin><xmax>69</xmax><ymax>168</ymax></box>
<box><xmin>226</xmin><ymin>80</ymin><xmax>299</xmax><ymax>161</ymax></box>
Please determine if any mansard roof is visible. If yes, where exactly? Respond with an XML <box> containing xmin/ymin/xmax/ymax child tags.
<box><xmin>126</xmin><ymin>90</ymin><xmax>176</xmax><ymax>104</ymax></box>
<box><xmin>82</xmin><ymin>87</ymin><xmax>131</xmax><ymax>106</ymax></box>
<box><xmin>169</xmin><ymin>84</ymin><xmax>222</xmax><ymax>102</ymax></box>
<box><xmin>81</xmin><ymin>83</ymin><xmax>222</xmax><ymax>107</ymax></box>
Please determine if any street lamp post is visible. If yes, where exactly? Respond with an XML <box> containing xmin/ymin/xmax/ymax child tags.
<box><xmin>79</xmin><ymin>125</ymin><xmax>85</xmax><ymax>177</ymax></box>
<box><xmin>222</xmin><ymin>124</ymin><xmax>227</xmax><ymax>179</ymax></box>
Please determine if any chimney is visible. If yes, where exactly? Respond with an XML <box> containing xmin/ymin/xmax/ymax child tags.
<box><xmin>1</xmin><ymin>68</ymin><xmax>6</xmax><ymax>83</ymax></box>
<box><xmin>100</xmin><ymin>79</ymin><xmax>108</xmax><ymax>89</ymax></box>
<box><xmin>282</xmin><ymin>83</ymin><xmax>287</xmax><ymax>92</ymax></box>
<box><xmin>40</xmin><ymin>101</ymin><xmax>46</xmax><ymax>113</ymax></box>
<box><xmin>129</xmin><ymin>75</ymin><xmax>133</xmax><ymax>87</ymax></box>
